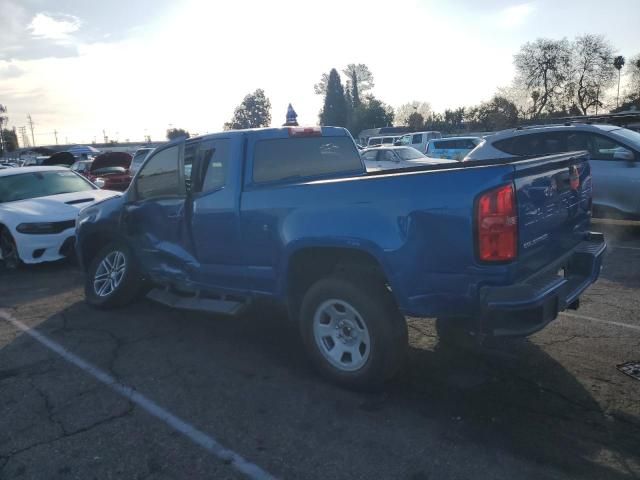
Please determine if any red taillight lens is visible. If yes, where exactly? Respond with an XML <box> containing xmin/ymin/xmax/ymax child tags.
<box><xmin>476</xmin><ymin>184</ymin><xmax>517</xmax><ymax>262</ymax></box>
<box><xmin>288</xmin><ymin>126</ymin><xmax>322</xmax><ymax>137</ymax></box>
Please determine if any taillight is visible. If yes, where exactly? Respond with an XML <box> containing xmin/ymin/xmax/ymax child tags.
<box><xmin>476</xmin><ymin>184</ymin><xmax>517</xmax><ymax>262</ymax></box>
<box><xmin>288</xmin><ymin>126</ymin><xmax>321</xmax><ymax>137</ymax></box>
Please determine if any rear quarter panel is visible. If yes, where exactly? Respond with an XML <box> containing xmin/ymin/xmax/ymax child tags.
<box><xmin>240</xmin><ymin>165</ymin><xmax>515</xmax><ymax>317</ymax></box>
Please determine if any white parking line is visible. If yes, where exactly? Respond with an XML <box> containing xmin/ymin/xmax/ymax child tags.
<box><xmin>561</xmin><ymin>311</ymin><xmax>640</xmax><ymax>332</ymax></box>
<box><xmin>0</xmin><ymin>310</ymin><xmax>276</xmax><ymax>480</ymax></box>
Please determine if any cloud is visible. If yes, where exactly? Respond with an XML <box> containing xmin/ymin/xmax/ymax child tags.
<box><xmin>497</xmin><ymin>3</ymin><xmax>535</xmax><ymax>28</ymax></box>
<box><xmin>0</xmin><ymin>63</ymin><xmax>25</xmax><ymax>79</ymax></box>
<box><xmin>28</xmin><ymin>13</ymin><xmax>81</xmax><ymax>41</ymax></box>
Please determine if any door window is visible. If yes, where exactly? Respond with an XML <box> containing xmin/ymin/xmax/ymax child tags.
<box><xmin>591</xmin><ymin>134</ymin><xmax>634</xmax><ymax>161</ymax></box>
<box><xmin>382</xmin><ymin>150</ymin><xmax>397</xmax><ymax>162</ymax></box>
<box><xmin>412</xmin><ymin>134</ymin><xmax>422</xmax><ymax>144</ymax></box>
<box><xmin>136</xmin><ymin>145</ymin><xmax>182</xmax><ymax>200</ymax></box>
<box><xmin>361</xmin><ymin>151</ymin><xmax>378</xmax><ymax>162</ymax></box>
<box><xmin>201</xmin><ymin>139</ymin><xmax>231</xmax><ymax>192</ymax></box>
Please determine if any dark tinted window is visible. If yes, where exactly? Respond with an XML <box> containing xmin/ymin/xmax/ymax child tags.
<box><xmin>183</xmin><ymin>143</ymin><xmax>196</xmax><ymax>193</ymax></box>
<box><xmin>382</xmin><ymin>137</ymin><xmax>394</xmax><ymax>144</ymax></box>
<box><xmin>136</xmin><ymin>145</ymin><xmax>182</xmax><ymax>199</ymax></box>
<box><xmin>201</xmin><ymin>139</ymin><xmax>231</xmax><ymax>192</ymax></box>
<box><xmin>412</xmin><ymin>134</ymin><xmax>422</xmax><ymax>144</ymax></box>
<box><xmin>494</xmin><ymin>132</ymin><xmax>566</xmax><ymax>156</ymax></box>
<box><xmin>253</xmin><ymin>136</ymin><xmax>362</xmax><ymax>183</ymax></box>
<box><xmin>591</xmin><ymin>134</ymin><xmax>633</xmax><ymax>161</ymax></box>
<box><xmin>382</xmin><ymin>150</ymin><xmax>397</xmax><ymax>162</ymax></box>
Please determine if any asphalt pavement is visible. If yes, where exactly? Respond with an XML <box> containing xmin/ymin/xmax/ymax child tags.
<box><xmin>0</xmin><ymin>224</ymin><xmax>639</xmax><ymax>480</ymax></box>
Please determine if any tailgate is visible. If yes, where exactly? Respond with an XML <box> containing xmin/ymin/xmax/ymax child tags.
<box><xmin>513</xmin><ymin>152</ymin><xmax>592</xmax><ymax>278</ymax></box>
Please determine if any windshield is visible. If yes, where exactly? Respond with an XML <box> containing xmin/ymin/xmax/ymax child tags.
<box><xmin>611</xmin><ymin>128</ymin><xmax>640</xmax><ymax>147</ymax></box>
<box><xmin>396</xmin><ymin>148</ymin><xmax>425</xmax><ymax>160</ymax></box>
<box><xmin>0</xmin><ymin>170</ymin><xmax>95</xmax><ymax>203</ymax></box>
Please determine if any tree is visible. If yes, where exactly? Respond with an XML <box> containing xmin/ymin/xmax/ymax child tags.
<box><xmin>319</xmin><ymin>69</ymin><xmax>348</xmax><ymax>127</ymax></box>
<box><xmin>514</xmin><ymin>38</ymin><xmax>572</xmax><ymax>117</ymax></box>
<box><xmin>1</xmin><ymin>129</ymin><xmax>18</xmax><ymax>152</ymax></box>
<box><xmin>342</xmin><ymin>64</ymin><xmax>374</xmax><ymax>107</ymax></box>
<box><xmin>395</xmin><ymin>101</ymin><xmax>432</xmax><ymax>126</ymax></box>
<box><xmin>313</xmin><ymin>72</ymin><xmax>329</xmax><ymax>95</ymax></box>
<box><xmin>614</xmin><ymin>55</ymin><xmax>626</xmax><ymax>108</ymax></box>
<box><xmin>166</xmin><ymin>128</ymin><xmax>190</xmax><ymax>141</ymax></box>
<box><xmin>348</xmin><ymin>95</ymin><xmax>394</xmax><ymax>137</ymax></box>
<box><xmin>224</xmin><ymin>89</ymin><xmax>272</xmax><ymax>130</ymax></box>
<box><xmin>627</xmin><ymin>54</ymin><xmax>640</xmax><ymax>102</ymax></box>
<box><xmin>406</xmin><ymin>112</ymin><xmax>424</xmax><ymax>131</ymax></box>
<box><xmin>466</xmin><ymin>96</ymin><xmax>519</xmax><ymax>131</ymax></box>
<box><xmin>0</xmin><ymin>105</ymin><xmax>7</xmax><ymax>155</ymax></box>
<box><xmin>571</xmin><ymin>35</ymin><xmax>615</xmax><ymax>115</ymax></box>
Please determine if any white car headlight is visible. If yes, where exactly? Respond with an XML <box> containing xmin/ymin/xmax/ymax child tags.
<box><xmin>94</xmin><ymin>178</ymin><xmax>106</xmax><ymax>188</ymax></box>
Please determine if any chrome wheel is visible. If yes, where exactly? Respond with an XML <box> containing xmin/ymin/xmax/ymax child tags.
<box><xmin>313</xmin><ymin>299</ymin><xmax>371</xmax><ymax>372</ymax></box>
<box><xmin>93</xmin><ymin>251</ymin><xmax>126</xmax><ymax>297</ymax></box>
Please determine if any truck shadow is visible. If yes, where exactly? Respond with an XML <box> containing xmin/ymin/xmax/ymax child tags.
<box><xmin>1</xmin><ymin>299</ymin><xmax>638</xmax><ymax>480</ymax></box>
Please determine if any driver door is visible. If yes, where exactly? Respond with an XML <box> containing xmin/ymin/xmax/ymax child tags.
<box><xmin>123</xmin><ymin>141</ymin><xmax>193</xmax><ymax>283</ymax></box>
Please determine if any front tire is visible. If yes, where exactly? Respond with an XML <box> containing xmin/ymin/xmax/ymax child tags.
<box><xmin>85</xmin><ymin>241</ymin><xmax>144</xmax><ymax>309</ymax></box>
<box><xmin>0</xmin><ymin>228</ymin><xmax>20</xmax><ymax>270</ymax></box>
<box><xmin>299</xmin><ymin>274</ymin><xmax>407</xmax><ymax>390</ymax></box>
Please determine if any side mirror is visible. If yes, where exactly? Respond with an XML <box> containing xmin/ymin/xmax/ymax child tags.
<box><xmin>613</xmin><ymin>148</ymin><xmax>635</xmax><ymax>164</ymax></box>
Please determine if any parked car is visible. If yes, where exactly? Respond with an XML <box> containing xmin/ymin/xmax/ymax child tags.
<box><xmin>42</xmin><ymin>151</ymin><xmax>76</xmax><ymax>167</ymax></box>
<box><xmin>0</xmin><ymin>166</ymin><xmax>120</xmax><ymax>268</ymax></box>
<box><xmin>394</xmin><ymin>131</ymin><xmax>442</xmax><ymax>152</ymax></box>
<box><xmin>425</xmin><ymin>136</ymin><xmax>481</xmax><ymax>160</ymax></box>
<box><xmin>84</xmin><ymin>152</ymin><xmax>133</xmax><ymax>191</ymax></box>
<box><xmin>130</xmin><ymin>147</ymin><xmax>155</xmax><ymax>176</ymax></box>
<box><xmin>367</xmin><ymin>135</ymin><xmax>401</xmax><ymax>147</ymax></box>
<box><xmin>76</xmin><ymin>126</ymin><xmax>605</xmax><ymax>389</ymax></box>
<box><xmin>361</xmin><ymin>146</ymin><xmax>457</xmax><ymax>171</ymax></box>
<box><xmin>465</xmin><ymin>123</ymin><xmax>640</xmax><ymax>218</ymax></box>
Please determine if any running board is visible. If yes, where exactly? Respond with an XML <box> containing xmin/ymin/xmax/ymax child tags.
<box><xmin>146</xmin><ymin>288</ymin><xmax>247</xmax><ymax>315</ymax></box>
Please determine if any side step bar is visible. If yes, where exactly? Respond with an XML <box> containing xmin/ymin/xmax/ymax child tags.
<box><xmin>147</xmin><ymin>288</ymin><xmax>247</xmax><ymax>315</ymax></box>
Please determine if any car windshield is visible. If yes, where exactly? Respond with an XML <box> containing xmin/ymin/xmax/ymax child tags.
<box><xmin>611</xmin><ymin>128</ymin><xmax>640</xmax><ymax>147</ymax></box>
<box><xmin>395</xmin><ymin>148</ymin><xmax>425</xmax><ymax>160</ymax></box>
<box><xmin>0</xmin><ymin>170</ymin><xmax>95</xmax><ymax>203</ymax></box>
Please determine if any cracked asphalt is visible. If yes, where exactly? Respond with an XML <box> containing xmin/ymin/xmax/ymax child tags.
<box><xmin>1</xmin><ymin>224</ymin><xmax>639</xmax><ymax>480</ymax></box>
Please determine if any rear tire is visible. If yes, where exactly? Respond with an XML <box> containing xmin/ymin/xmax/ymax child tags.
<box><xmin>0</xmin><ymin>228</ymin><xmax>20</xmax><ymax>270</ymax></box>
<box><xmin>84</xmin><ymin>241</ymin><xmax>145</xmax><ymax>309</ymax></box>
<box><xmin>299</xmin><ymin>274</ymin><xmax>407</xmax><ymax>390</ymax></box>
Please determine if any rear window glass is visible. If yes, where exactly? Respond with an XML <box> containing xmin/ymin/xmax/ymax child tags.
<box><xmin>253</xmin><ymin>137</ymin><xmax>362</xmax><ymax>183</ymax></box>
<box><xmin>396</xmin><ymin>148</ymin><xmax>424</xmax><ymax>160</ymax></box>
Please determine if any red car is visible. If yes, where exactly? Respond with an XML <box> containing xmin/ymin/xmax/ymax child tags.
<box><xmin>72</xmin><ymin>152</ymin><xmax>133</xmax><ymax>191</ymax></box>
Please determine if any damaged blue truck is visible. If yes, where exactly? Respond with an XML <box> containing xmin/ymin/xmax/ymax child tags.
<box><xmin>75</xmin><ymin>126</ymin><xmax>606</xmax><ymax>389</ymax></box>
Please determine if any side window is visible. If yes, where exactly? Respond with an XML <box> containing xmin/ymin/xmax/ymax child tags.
<box><xmin>201</xmin><ymin>139</ymin><xmax>231</xmax><ymax>192</ymax></box>
<box><xmin>183</xmin><ymin>143</ymin><xmax>197</xmax><ymax>193</ymax></box>
<box><xmin>566</xmin><ymin>132</ymin><xmax>592</xmax><ymax>152</ymax></box>
<box><xmin>462</xmin><ymin>139</ymin><xmax>477</xmax><ymax>149</ymax></box>
<box><xmin>590</xmin><ymin>134</ymin><xmax>634</xmax><ymax>161</ymax></box>
<box><xmin>495</xmin><ymin>133</ymin><xmax>565</xmax><ymax>156</ymax></box>
<box><xmin>412</xmin><ymin>134</ymin><xmax>422</xmax><ymax>144</ymax></box>
<box><xmin>361</xmin><ymin>151</ymin><xmax>378</xmax><ymax>161</ymax></box>
<box><xmin>136</xmin><ymin>145</ymin><xmax>182</xmax><ymax>200</ymax></box>
<box><xmin>382</xmin><ymin>137</ymin><xmax>394</xmax><ymax>144</ymax></box>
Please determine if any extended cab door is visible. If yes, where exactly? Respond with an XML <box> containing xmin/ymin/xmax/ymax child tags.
<box><xmin>187</xmin><ymin>136</ymin><xmax>245</xmax><ymax>291</ymax></box>
<box><xmin>123</xmin><ymin>141</ymin><xmax>193</xmax><ymax>282</ymax></box>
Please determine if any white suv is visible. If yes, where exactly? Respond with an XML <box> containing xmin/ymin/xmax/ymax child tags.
<box><xmin>465</xmin><ymin>123</ymin><xmax>640</xmax><ymax>218</ymax></box>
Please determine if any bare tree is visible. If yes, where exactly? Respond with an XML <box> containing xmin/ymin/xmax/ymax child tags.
<box><xmin>571</xmin><ymin>34</ymin><xmax>615</xmax><ymax>115</ymax></box>
<box><xmin>514</xmin><ymin>38</ymin><xmax>572</xmax><ymax>117</ymax></box>
<box><xmin>342</xmin><ymin>64</ymin><xmax>374</xmax><ymax>107</ymax></box>
<box><xmin>314</xmin><ymin>72</ymin><xmax>330</xmax><ymax>95</ymax></box>
<box><xmin>628</xmin><ymin>54</ymin><xmax>640</xmax><ymax>101</ymax></box>
<box><xmin>395</xmin><ymin>101</ymin><xmax>432</xmax><ymax>126</ymax></box>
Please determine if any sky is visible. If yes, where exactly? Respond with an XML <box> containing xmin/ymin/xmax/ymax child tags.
<box><xmin>0</xmin><ymin>0</ymin><xmax>639</xmax><ymax>146</ymax></box>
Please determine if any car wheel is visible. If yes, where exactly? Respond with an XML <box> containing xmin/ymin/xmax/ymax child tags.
<box><xmin>85</xmin><ymin>241</ymin><xmax>144</xmax><ymax>309</ymax></box>
<box><xmin>0</xmin><ymin>228</ymin><xmax>20</xmax><ymax>270</ymax></box>
<box><xmin>299</xmin><ymin>274</ymin><xmax>407</xmax><ymax>390</ymax></box>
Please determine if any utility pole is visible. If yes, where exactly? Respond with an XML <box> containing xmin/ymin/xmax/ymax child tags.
<box><xmin>54</xmin><ymin>129</ymin><xmax>58</xmax><ymax>145</ymax></box>
<box><xmin>18</xmin><ymin>126</ymin><xmax>30</xmax><ymax>148</ymax></box>
<box><xmin>27</xmin><ymin>114</ymin><xmax>36</xmax><ymax>147</ymax></box>
<box><xmin>102</xmin><ymin>129</ymin><xmax>108</xmax><ymax>143</ymax></box>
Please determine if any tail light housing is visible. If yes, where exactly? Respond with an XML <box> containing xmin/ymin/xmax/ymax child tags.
<box><xmin>476</xmin><ymin>184</ymin><xmax>517</xmax><ymax>262</ymax></box>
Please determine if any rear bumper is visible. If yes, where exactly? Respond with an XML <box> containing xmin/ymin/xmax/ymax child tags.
<box><xmin>479</xmin><ymin>233</ymin><xmax>606</xmax><ymax>337</ymax></box>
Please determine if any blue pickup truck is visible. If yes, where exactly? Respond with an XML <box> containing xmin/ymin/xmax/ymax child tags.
<box><xmin>76</xmin><ymin>126</ymin><xmax>606</xmax><ymax>389</ymax></box>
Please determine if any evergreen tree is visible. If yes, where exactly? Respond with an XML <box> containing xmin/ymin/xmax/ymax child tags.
<box><xmin>166</xmin><ymin>128</ymin><xmax>190</xmax><ymax>140</ymax></box>
<box><xmin>319</xmin><ymin>69</ymin><xmax>348</xmax><ymax>127</ymax></box>
<box><xmin>224</xmin><ymin>89</ymin><xmax>272</xmax><ymax>130</ymax></box>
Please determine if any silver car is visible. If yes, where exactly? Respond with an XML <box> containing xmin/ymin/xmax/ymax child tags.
<box><xmin>360</xmin><ymin>146</ymin><xmax>457</xmax><ymax>172</ymax></box>
<box><xmin>465</xmin><ymin>123</ymin><xmax>640</xmax><ymax>218</ymax></box>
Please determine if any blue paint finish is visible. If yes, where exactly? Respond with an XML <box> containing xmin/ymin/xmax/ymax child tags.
<box><xmin>76</xmin><ymin>128</ymin><xmax>604</xmax><ymax>332</ymax></box>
